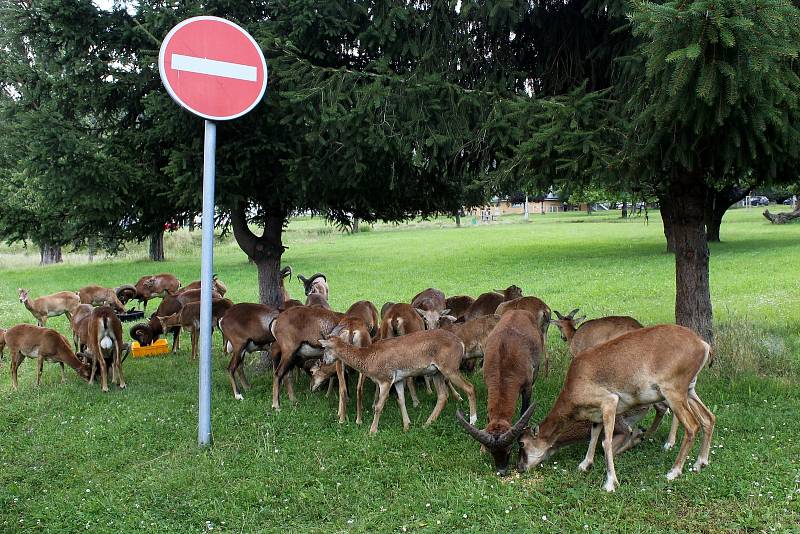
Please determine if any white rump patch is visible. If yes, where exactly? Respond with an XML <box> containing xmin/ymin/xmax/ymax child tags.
<box><xmin>100</xmin><ymin>336</ymin><xmax>113</xmax><ymax>350</ymax></box>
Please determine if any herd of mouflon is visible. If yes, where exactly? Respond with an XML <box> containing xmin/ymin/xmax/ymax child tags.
<box><xmin>3</xmin><ymin>269</ymin><xmax>714</xmax><ymax>492</ymax></box>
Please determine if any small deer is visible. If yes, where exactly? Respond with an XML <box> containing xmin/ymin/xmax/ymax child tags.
<box><xmin>5</xmin><ymin>324</ymin><xmax>91</xmax><ymax>389</ymax></box>
<box><xmin>18</xmin><ymin>288</ymin><xmax>80</xmax><ymax>326</ymax></box>
<box><xmin>319</xmin><ymin>330</ymin><xmax>477</xmax><ymax>434</ymax></box>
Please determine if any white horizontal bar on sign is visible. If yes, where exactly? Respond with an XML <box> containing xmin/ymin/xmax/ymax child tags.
<box><xmin>171</xmin><ymin>53</ymin><xmax>257</xmax><ymax>81</ymax></box>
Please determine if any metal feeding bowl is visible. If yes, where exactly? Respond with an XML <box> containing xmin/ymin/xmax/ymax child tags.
<box><xmin>116</xmin><ymin>308</ymin><xmax>144</xmax><ymax>322</ymax></box>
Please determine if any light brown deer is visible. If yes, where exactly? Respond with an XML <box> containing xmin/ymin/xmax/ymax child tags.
<box><xmin>550</xmin><ymin>309</ymin><xmax>676</xmax><ymax>448</ymax></box>
<box><xmin>86</xmin><ymin>307</ymin><xmax>126</xmax><ymax>392</ymax></box>
<box><xmin>518</xmin><ymin>325</ymin><xmax>715</xmax><ymax>492</ymax></box>
<box><xmin>5</xmin><ymin>324</ymin><xmax>91</xmax><ymax>389</ymax></box>
<box><xmin>78</xmin><ymin>285</ymin><xmax>126</xmax><ymax>312</ymax></box>
<box><xmin>134</xmin><ymin>273</ymin><xmax>181</xmax><ymax>312</ymax></box>
<box><xmin>18</xmin><ymin>288</ymin><xmax>80</xmax><ymax>326</ymax></box>
<box><xmin>319</xmin><ymin>329</ymin><xmax>477</xmax><ymax>434</ymax></box>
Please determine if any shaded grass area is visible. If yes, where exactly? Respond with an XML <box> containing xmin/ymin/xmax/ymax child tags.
<box><xmin>1</xmin><ymin>207</ymin><xmax>799</xmax><ymax>532</ymax></box>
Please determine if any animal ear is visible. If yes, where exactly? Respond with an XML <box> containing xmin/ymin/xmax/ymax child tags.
<box><xmin>574</xmin><ymin>315</ymin><xmax>587</xmax><ymax>325</ymax></box>
<box><xmin>532</xmin><ymin>424</ymin><xmax>540</xmax><ymax>436</ymax></box>
<box><xmin>441</xmin><ymin>309</ymin><xmax>451</xmax><ymax>315</ymax></box>
<box><xmin>553</xmin><ymin>310</ymin><xmax>564</xmax><ymax>320</ymax></box>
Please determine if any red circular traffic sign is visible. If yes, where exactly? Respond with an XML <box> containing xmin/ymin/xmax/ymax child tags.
<box><xmin>159</xmin><ymin>16</ymin><xmax>267</xmax><ymax>121</ymax></box>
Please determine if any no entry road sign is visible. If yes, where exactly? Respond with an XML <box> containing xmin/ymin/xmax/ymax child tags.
<box><xmin>158</xmin><ymin>16</ymin><xmax>267</xmax><ymax>448</ymax></box>
<box><xmin>159</xmin><ymin>16</ymin><xmax>267</xmax><ymax>121</ymax></box>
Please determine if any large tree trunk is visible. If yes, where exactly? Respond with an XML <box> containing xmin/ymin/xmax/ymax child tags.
<box><xmin>39</xmin><ymin>242</ymin><xmax>63</xmax><ymax>265</ymax></box>
<box><xmin>149</xmin><ymin>229</ymin><xmax>165</xmax><ymax>261</ymax></box>
<box><xmin>232</xmin><ymin>201</ymin><xmax>286</xmax><ymax>307</ymax></box>
<box><xmin>670</xmin><ymin>179</ymin><xmax>713</xmax><ymax>344</ymax></box>
<box><xmin>705</xmin><ymin>186</ymin><xmax>747</xmax><ymax>242</ymax></box>
<box><xmin>351</xmin><ymin>217</ymin><xmax>360</xmax><ymax>234</ymax></box>
<box><xmin>763</xmin><ymin>207</ymin><xmax>800</xmax><ymax>224</ymax></box>
<box><xmin>658</xmin><ymin>196</ymin><xmax>676</xmax><ymax>253</ymax></box>
<box><xmin>455</xmin><ymin>211</ymin><xmax>461</xmax><ymax>227</ymax></box>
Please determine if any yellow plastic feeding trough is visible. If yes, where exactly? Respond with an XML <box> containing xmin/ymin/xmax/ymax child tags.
<box><xmin>132</xmin><ymin>339</ymin><xmax>170</xmax><ymax>358</ymax></box>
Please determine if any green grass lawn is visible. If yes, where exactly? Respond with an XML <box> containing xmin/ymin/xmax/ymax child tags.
<box><xmin>1</xmin><ymin>207</ymin><xmax>799</xmax><ymax>533</ymax></box>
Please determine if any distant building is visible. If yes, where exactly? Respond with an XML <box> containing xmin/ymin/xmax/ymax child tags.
<box><xmin>470</xmin><ymin>193</ymin><xmax>588</xmax><ymax>218</ymax></box>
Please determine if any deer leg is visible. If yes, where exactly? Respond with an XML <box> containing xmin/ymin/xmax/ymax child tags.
<box><xmin>336</xmin><ymin>360</ymin><xmax>347</xmax><ymax>424</ymax></box>
<box><xmin>227</xmin><ymin>346</ymin><xmax>244</xmax><ymax>400</ymax></box>
<box><xmin>98</xmin><ymin>352</ymin><xmax>109</xmax><ymax>392</ymax></box>
<box><xmin>406</xmin><ymin>377</ymin><xmax>420</xmax><ymax>407</ymax></box>
<box><xmin>642</xmin><ymin>402</ymin><xmax>669</xmax><ymax>441</ymax></box>
<box><xmin>424</xmin><ymin>374</ymin><xmax>449</xmax><ymax>427</ymax></box>
<box><xmin>59</xmin><ymin>362</ymin><xmax>66</xmax><ymax>384</ymax></box>
<box><xmin>370</xmin><ymin>382</ymin><xmax>392</xmax><ymax>434</ymax></box>
<box><xmin>356</xmin><ymin>373</ymin><xmax>366</xmax><ymax>425</ymax></box>
<box><xmin>447</xmin><ymin>381</ymin><xmax>463</xmax><ymax>402</ymax></box>
<box><xmin>10</xmin><ymin>350</ymin><xmax>22</xmax><ymax>391</ymax></box>
<box><xmin>664</xmin><ymin>412</ymin><xmax>680</xmax><ymax>450</ymax></box>
<box><xmin>325</xmin><ymin>375</ymin><xmax>335</xmax><ymax>397</ymax></box>
<box><xmin>89</xmin><ymin>354</ymin><xmax>97</xmax><ymax>384</ymax></box>
<box><xmin>663</xmin><ymin>394</ymin><xmax>700</xmax><ymax>481</ymax></box>
<box><xmin>424</xmin><ymin>375</ymin><xmax>433</xmax><ymax>394</ymax></box>
<box><xmin>237</xmin><ymin>355</ymin><xmax>251</xmax><ymax>390</ymax></box>
<box><xmin>115</xmin><ymin>345</ymin><xmax>126</xmax><ymax>389</ymax></box>
<box><xmin>442</xmin><ymin>370</ymin><xmax>477</xmax><ymax>425</ymax></box>
<box><xmin>270</xmin><ymin>345</ymin><xmax>283</xmax><ymax>410</ymax></box>
<box><xmin>688</xmin><ymin>390</ymin><xmax>716</xmax><ymax>472</ymax></box>
<box><xmin>394</xmin><ymin>380</ymin><xmax>411</xmax><ymax>431</ymax></box>
<box><xmin>35</xmin><ymin>355</ymin><xmax>44</xmax><ymax>386</ymax></box>
<box><xmin>190</xmin><ymin>328</ymin><xmax>198</xmax><ymax>360</ymax></box>
<box><xmin>579</xmin><ymin>423</ymin><xmax>603</xmax><ymax>472</ymax></box>
<box><xmin>601</xmin><ymin>396</ymin><xmax>620</xmax><ymax>492</ymax></box>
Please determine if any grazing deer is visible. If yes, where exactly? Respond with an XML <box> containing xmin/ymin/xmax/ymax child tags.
<box><xmin>462</xmin><ymin>285</ymin><xmax>522</xmax><ymax>322</ymax></box>
<box><xmin>5</xmin><ymin>324</ymin><xmax>90</xmax><ymax>389</ymax></box>
<box><xmin>157</xmin><ymin>298</ymin><xmax>233</xmax><ymax>360</ymax></box>
<box><xmin>78</xmin><ymin>285</ymin><xmax>126</xmax><ymax>312</ymax></box>
<box><xmin>410</xmin><ymin>288</ymin><xmax>449</xmax><ymax>331</ymax></box>
<box><xmin>269</xmin><ymin>306</ymin><xmax>345</xmax><ymax>411</ymax></box>
<box><xmin>550</xmin><ymin>309</ymin><xmax>675</xmax><ymax>447</ymax></box>
<box><xmin>455</xmin><ymin>310</ymin><xmax>542</xmax><ymax>475</ymax></box>
<box><xmin>133</xmin><ymin>273</ymin><xmax>181</xmax><ymax>312</ymax></box>
<box><xmin>379</xmin><ymin>303</ymin><xmax>432</xmax><ymax>406</ymax></box>
<box><xmin>18</xmin><ymin>288</ymin><xmax>80</xmax><ymax>326</ymax></box>
<box><xmin>344</xmin><ymin>300</ymin><xmax>379</xmax><ymax>338</ymax></box>
<box><xmin>319</xmin><ymin>330</ymin><xmax>477</xmax><ymax>434</ymax></box>
<box><xmin>219</xmin><ymin>303</ymin><xmax>279</xmax><ymax>400</ymax></box>
<box><xmin>518</xmin><ymin>325</ymin><xmax>715</xmax><ymax>492</ymax></box>
<box><xmin>176</xmin><ymin>274</ymin><xmax>228</xmax><ymax>297</ymax></box>
<box><xmin>444</xmin><ymin>295</ymin><xmax>475</xmax><ymax>321</ymax></box>
<box><xmin>69</xmin><ymin>304</ymin><xmax>95</xmax><ymax>354</ymax></box>
<box><xmin>86</xmin><ymin>307</ymin><xmax>126</xmax><ymax>392</ymax></box>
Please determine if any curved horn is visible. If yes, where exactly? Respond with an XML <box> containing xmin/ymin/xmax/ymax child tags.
<box><xmin>280</xmin><ymin>266</ymin><xmax>292</xmax><ymax>281</ymax></box>
<box><xmin>455</xmin><ymin>410</ymin><xmax>496</xmax><ymax>448</ymax></box>
<box><xmin>553</xmin><ymin>310</ymin><xmax>564</xmax><ymax>320</ymax></box>
<box><xmin>494</xmin><ymin>402</ymin><xmax>537</xmax><ymax>449</ymax></box>
<box><xmin>567</xmin><ymin>308</ymin><xmax>580</xmax><ymax>319</ymax></box>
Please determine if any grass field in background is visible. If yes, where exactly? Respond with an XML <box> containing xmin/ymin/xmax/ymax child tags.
<box><xmin>1</xmin><ymin>207</ymin><xmax>798</xmax><ymax>532</ymax></box>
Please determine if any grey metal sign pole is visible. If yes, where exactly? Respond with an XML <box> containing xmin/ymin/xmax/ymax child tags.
<box><xmin>198</xmin><ymin>119</ymin><xmax>216</xmax><ymax>447</ymax></box>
